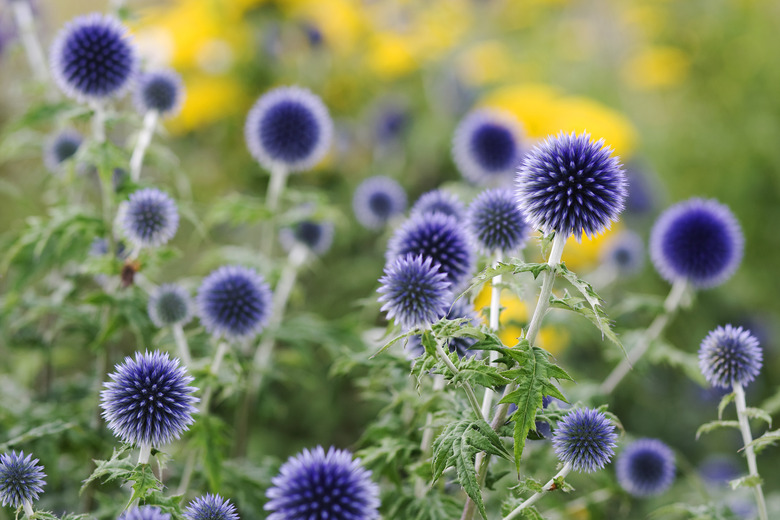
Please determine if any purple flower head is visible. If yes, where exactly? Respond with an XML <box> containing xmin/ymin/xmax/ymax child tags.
<box><xmin>378</xmin><ymin>254</ymin><xmax>452</xmax><ymax>331</ymax></box>
<box><xmin>552</xmin><ymin>408</ymin><xmax>618</xmax><ymax>473</ymax></box>
<box><xmin>467</xmin><ymin>188</ymin><xmax>530</xmax><ymax>254</ymax></box>
<box><xmin>353</xmin><ymin>176</ymin><xmax>407</xmax><ymax>230</ymax></box>
<box><xmin>265</xmin><ymin>446</ymin><xmax>380</xmax><ymax>520</ymax></box>
<box><xmin>387</xmin><ymin>212</ymin><xmax>475</xmax><ymax>290</ymax></box>
<box><xmin>0</xmin><ymin>451</ymin><xmax>45</xmax><ymax>508</ymax></box>
<box><xmin>100</xmin><ymin>351</ymin><xmax>198</xmax><ymax>448</ymax></box>
<box><xmin>698</xmin><ymin>455</ymin><xmax>740</xmax><ymax>488</ymax></box>
<box><xmin>410</xmin><ymin>189</ymin><xmax>466</xmax><ymax>220</ymax></box>
<box><xmin>245</xmin><ymin>86</ymin><xmax>333</xmax><ymax>172</ymax></box>
<box><xmin>699</xmin><ymin>325</ymin><xmax>762</xmax><ymax>389</ymax></box>
<box><xmin>50</xmin><ymin>13</ymin><xmax>138</xmax><ymax>102</ymax></box>
<box><xmin>196</xmin><ymin>265</ymin><xmax>273</xmax><ymax>340</ymax></box>
<box><xmin>516</xmin><ymin>132</ymin><xmax>627</xmax><ymax>239</ymax></box>
<box><xmin>133</xmin><ymin>69</ymin><xmax>185</xmax><ymax>117</ymax></box>
<box><xmin>148</xmin><ymin>283</ymin><xmax>192</xmax><ymax>328</ymax></box>
<box><xmin>650</xmin><ymin>198</ymin><xmax>743</xmax><ymax>289</ymax></box>
<box><xmin>374</xmin><ymin>103</ymin><xmax>409</xmax><ymax>144</ymax></box>
<box><xmin>184</xmin><ymin>494</ymin><xmax>239</xmax><ymax>520</ymax></box>
<box><xmin>119</xmin><ymin>506</ymin><xmax>171</xmax><ymax>520</ymax></box>
<box><xmin>44</xmin><ymin>129</ymin><xmax>82</xmax><ymax>173</ymax></box>
<box><xmin>405</xmin><ymin>297</ymin><xmax>480</xmax><ymax>359</ymax></box>
<box><xmin>453</xmin><ymin>109</ymin><xmax>524</xmax><ymax>185</ymax></box>
<box><xmin>601</xmin><ymin>230</ymin><xmax>645</xmax><ymax>276</ymax></box>
<box><xmin>120</xmin><ymin>188</ymin><xmax>179</xmax><ymax>248</ymax></box>
<box><xmin>280</xmin><ymin>220</ymin><xmax>334</xmax><ymax>255</ymax></box>
<box><xmin>616</xmin><ymin>439</ymin><xmax>676</xmax><ymax>497</ymax></box>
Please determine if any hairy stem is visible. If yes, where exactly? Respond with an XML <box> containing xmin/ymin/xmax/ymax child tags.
<box><xmin>503</xmin><ymin>462</ymin><xmax>572</xmax><ymax>520</ymax></box>
<box><xmin>733</xmin><ymin>382</ymin><xmax>768</xmax><ymax>520</ymax></box>
<box><xmin>22</xmin><ymin>500</ymin><xmax>34</xmax><ymax>519</ymax></box>
<box><xmin>480</xmin><ymin>250</ymin><xmax>503</xmax><ymax>419</ymax></box>
<box><xmin>261</xmin><ymin>162</ymin><xmax>289</xmax><ymax>255</ymax></box>
<box><xmin>91</xmin><ymin>102</ymin><xmax>106</xmax><ymax>144</ymax></box>
<box><xmin>172</xmin><ymin>323</ymin><xmax>192</xmax><ymax>368</ymax></box>
<box><xmin>137</xmin><ymin>442</ymin><xmax>152</xmax><ymax>465</ymax></box>
<box><xmin>129</xmin><ymin>110</ymin><xmax>159</xmax><ymax>183</ymax></box>
<box><xmin>415</xmin><ymin>375</ymin><xmax>446</xmax><ymax>498</ymax></box>
<box><xmin>434</xmin><ymin>339</ymin><xmax>484</xmax><ymax>421</ymax></box>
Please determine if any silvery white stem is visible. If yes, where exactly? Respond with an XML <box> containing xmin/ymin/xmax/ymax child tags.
<box><xmin>434</xmin><ymin>338</ymin><xmax>484</xmax><ymax>421</ymax></box>
<box><xmin>415</xmin><ymin>375</ymin><xmax>446</xmax><ymax>498</ymax></box>
<box><xmin>503</xmin><ymin>462</ymin><xmax>573</xmax><ymax>520</ymax></box>
<box><xmin>261</xmin><ymin>162</ymin><xmax>289</xmax><ymax>254</ymax></box>
<box><xmin>130</xmin><ymin>110</ymin><xmax>159</xmax><ymax>183</ymax></box>
<box><xmin>480</xmin><ymin>250</ymin><xmax>503</xmax><ymax>419</ymax></box>
<box><xmin>137</xmin><ymin>442</ymin><xmax>152</xmax><ymax>465</ymax></box>
<box><xmin>22</xmin><ymin>500</ymin><xmax>34</xmax><ymax>519</ymax></box>
<box><xmin>172</xmin><ymin>323</ymin><xmax>192</xmax><ymax>368</ymax></box>
<box><xmin>91</xmin><ymin>102</ymin><xmax>106</xmax><ymax>144</ymax></box>
<box><xmin>11</xmin><ymin>0</ymin><xmax>48</xmax><ymax>84</ymax></box>
<box><xmin>733</xmin><ymin>382</ymin><xmax>768</xmax><ymax>520</ymax></box>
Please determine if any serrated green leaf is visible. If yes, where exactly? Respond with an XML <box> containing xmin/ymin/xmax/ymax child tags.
<box><xmin>729</xmin><ymin>474</ymin><xmax>762</xmax><ymax>490</ymax></box>
<box><xmin>744</xmin><ymin>407</ymin><xmax>772</xmax><ymax>427</ymax></box>
<box><xmin>0</xmin><ymin>420</ymin><xmax>74</xmax><ymax>452</ymax></box>
<box><xmin>745</xmin><ymin>429</ymin><xmax>780</xmax><ymax>454</ymax></box>
<box><xmin>695</xmin><ymin>420</ymin><xmax>740</xmax><ymax>440</ymax></box>
<box><xmin>128</xmin><ymin>463</ymin><xmax>163</xmax><ymax>506</ymax></box>
<box><xmin>80</xmin><ymin>446</ymin><xmax>134</xmax><ymax>494</ymax></box>
<box><xmin>458</xmin><ymin>261</ymin><xmax>549</xmax><ymax>303</ymax></box>
<box><xmin>384</xmin><ymin>490</ymin><xmax>463</xmax><ymax>520</ymax></box>
<box><xmin>718</xmin><ymin>392</ymin><xmax>736</xmax><ymax>420</ymax></box>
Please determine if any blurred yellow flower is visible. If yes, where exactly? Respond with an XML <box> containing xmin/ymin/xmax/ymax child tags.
<box><xmin>168</xmin><ymin>77</ymin><xmax>245</xmax><ymax>133</ymax></box>
<box><xmin>481</xmin><ymin>84</ymin><xmax>562</xmax><ymax>139</ymax></box>
<box><xmin>623</xmin><ymin>46</ymin><xmax>690</xmax><ymax>90</ymax></box>
<box><xmin>366</xmin><ymin>32</ymin><xmax>417</xmax><ymax>79</ymax></box>
<box><xmin>283</xmin><ymin>0</ymin><xmax>366</xmax><ymax>54</ymax></box>
<box><xmin>457</xmin><ymin>40</ymin><xmax>513</xmax><ymax>87</ymax></box>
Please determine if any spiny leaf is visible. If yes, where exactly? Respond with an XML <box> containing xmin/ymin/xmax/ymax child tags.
<box><xmin>729</xmin><ymin>474</ymin><xmax>762</xmax><ymax>490</ymax></box>
<box><xmin>128</xmin><ymin>463</ymin><xmax>163</xmax><ymax>507</ymax></box>
<box><xmin>745</xmin><ymin>429</ymin><xmax>780</xmax><ymax>454</ymax></box>
<box><xmin>457</xmin><ymin>261</ymin><xmax>549</xmax><ymax>303</ymax></box>
<box><xmin>718</xmin><ymin>392</ymin><xmax>736</xmax><ymax>420</ymax></box>
<box><xmin>744</xmin><ymin>407</ymin><xmax>772</xmax><ymax>427</ymax></box>
<box><xmin>0</xmin><ymin>420</ymin><xmax>74</xmax><ymax>452</ymax></box>
<box><xmin>695</xmin><ymin>420</ymin><xmax>740</xmax><ymax>440</ymax></box>
<box><xmin>80</xmin><ymin>446</ymin><xmax>134</xmax><ymax>494</ymax></box>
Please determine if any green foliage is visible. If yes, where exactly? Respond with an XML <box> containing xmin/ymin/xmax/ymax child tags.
<box><xmin>384</xmin><ymin>490</ymin><xmax>464</xmax><ymax>520</ymax></box>
<box><xmin>81</xmin><ymin>446</ymin><xmax>135</xmax><ymax>494</ymax></box>
<box><xmin>459</xmin><ymin>261</ymin><xmax>549</xmax><ymax>302</ymax></box>
<box><xmin>747</xmin><ymin>429</ymin><xmax>780</xmax><ymax>454</ymax></box>
<box><xmin>728</xmin><ymin>474</ymin><xmax>762</xmax><ymax>490</ymax></box>
<box><xmin>695</xmin><ymin>420</ymin><xmax>740</xmax><ymax>440</ymax></box>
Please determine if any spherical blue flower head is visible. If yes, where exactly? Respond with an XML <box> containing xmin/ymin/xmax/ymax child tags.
<box><xmin>0</xmin><ymin>451</ymin><xmax>46</xmax><ymax>508</ymax></box>
<box><xmin>184</xmin><ymin>494</ymin><xmax>239</xmax><ymax>520</ymax></box>
<box><xmin>374</xmin><ymin>103</ymin><xmax>408</xmax><ymax>144</ymax></box>
<box><xmin>410</xmin><ymin>189</ymin><xmax>466</xmax><ymax>220</ymax></box>
<box><xmin>121</xmin><ymin>188</ymin><xmax>179</xmax><ymax>248</ymax></box>
<box><xmin>279</xmin><ymin>220</ymin><xmax>334</xmax><ymax>255</ymax></box>
<box><xmin>699</xmin><ymin>325</ymin><xmax>762</xmax><ymax>389</ymax></box>
<box><xmin>265</xmin><ymin>446</ymin><xmax>380</xmax><ymax>520</ymax></box>
<box><xmin>552</xmin><ymin>408</ymin><xmax>618</xmax><ymax>473</ymax></box>
<box><xmin>245</xmin><ymin>86</ymin><xmax>333</xmax><ymax>172</ymax></box>
<box><xmin>100</xmin><ymin>351</ymin><xmax>198</xmax><ymax>447</ymax></box>
<box><xmin>133</xmin><ymin>69</ymin><xmax>185</xmax><ymax>117</ymax></box>
<box><xmin>616</xmin><ymin>439</ymin><xmax>676</xmax><ymax>497</ymax></box>
<box><xmin>467</xmin><ymin>188</ymin><xmax>530</xmax><ymax>254</ymax></box>
<box><xmin>353</xmin><ymin>176</ymin><xmax>407</xmax><ymax>230</ymax></box>
<box><xmin>602</xmin><ymin>230</ymin><xmax>645</xmax><ymax>276</ymax></box>
<box><xmin>453</xmin><ymin>109</ymin><xmax>523</xmax><ymax>185</ymax></box>
<box><xmin>625</xmin><ymin>165</ymin><xmax>656</xmax><ymax>215</ymax></box>
<box><xmin>89</xmin><ymin>237</ymin><xmax>127</xmax><ymax>259</ymax></box>
<box><xmin>516</xmin><ymin>132</ymin><xmax>627</xmax><ymax>239</ymax></box>
<box><xmin>148</xmin><ymin>284</ymin><xmax>193</xmax><ymax>328</ymax></box>
<box><xmin>378</xmin><ymin>254</ymin><xmax>452</xmax><ymax>331</ymax></box>
<box><xmin>119</xmin><ymin>506</ymin><xmax>171</xmax><ymax>520</ymax></box>
<box><xmin>387</xmin><ymin>212</ymin><xmax>475</xmax><ymax>290</ymax></box>
<box><xmin>650</xmin><ymin>198</ymin><xmax>743</xmax><ymax>289</ymax></box>
<box><xmin>49</xmin><ymin>13</ymin><xmax>138</xmax><ymax>102</ymax></box>
<box><xmin>698</xmin><ymin>455</ymin><xmax>740</xmax><ymax>487</ymax></box>
<box><xmin>44</xmin><ymin>129</ymin><xmax>82</xmax><ymax>173</ymax></box>
<box><xmin>404</xmin><ymin>297</ymin><xmax>480</xmax><ymax>359</ymax></box>
<box><xmin>196</xmin><ymin>265</ymin><xmax>273</xmax><ymax>340</ymax></box>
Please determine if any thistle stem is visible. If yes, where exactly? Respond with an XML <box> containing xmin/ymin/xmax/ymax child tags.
<box><xmin>22</xmin><ymin>500</ymin><xmax>34</xmax><ymax>519</ymax></box>
<box><xmin>172</xmin><ymin>323</ymin><xmax>192</xmax><ymax>368</ymax></box>
<box><xmin>480</xmin><ymin>250</ymin><xmax>503</xmax><ymax>419</ymax></box>
<box><xmin>91</xmin><ymin>102</ymin><xmax>106</xmax><ymax>144</ymax></box>
<box><xmin>201</xmin><ymin>341</ymin><xmax>229</xmax><ymax>413</ymax></box>
<box><xmin>415</xmin><ymin>375</ymin><xmax>446</xmax><ymax>498</ymax></box>
<box><xmin>11</xmin><ymin>0</ymin><xmax>49</xmax><ymax>84</ymax></box>
<box><xmin>733</xmin><ymin>382</ymin><xmax>768</xmax><ymax>520</ymax></box>
<box><xmin>261</xmin><ymin>163</ymin><xmax>289</xmax><ymax>254</ymax></box>
<box><xmin>434</xmin><ymin>339</ymin><xmax>484</xmax><ymax>421</ymax></box>
<box><xmin>503</xmin><ymin>462</ymin><xmax>572</xmax><ymax>520</ymax></box>
<box><xmin>129</xmin><ymin>110</ymin><xmax>159</xmax><ymax>183</ymax></box>
<box><xmin>138</xmin><ymin>442</ymin><xmax>152</xmax><ymax>465</ymax></box>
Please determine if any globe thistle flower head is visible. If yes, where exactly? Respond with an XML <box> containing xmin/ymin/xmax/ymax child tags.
<box><xmin>44</xmin><ymin>129</ymin><xmax>82</xmax><ymax>173</ymax></box>
<box><xmin>119</xmin><ymin>506</ymin><xmax>171</xmax><ymax>520</ymax></box>
<box><xmin>467</xmin><ymin>188</ymin><xmax>530</xmax><ymax>254</ymax></box>
<box><xmin>616</xmin><ymin>439</ymin><xmax>676</xmax><ymax>497</ymax></box>
<box><xmin>515</xmin><ymin>132</ymin><xmax>627</xmax><ymax>239</ymax></box>
<box><xmin>265</xmin><ymin>446</ymin><xmax>380</xmax><ymax>520</ymax></box>
<box><xmin>602</xmin><ymin>230</ymin><xmax>645</xmax><ymax>276</ymax></box>
<box><xmin>353</xmin><ymin>176</ymin><xmax>407</xmax><ymax>230</ymax></box>
<box><xmin>121</xmin><ymin>188</ymin><xmax>179</xmax><ymax>248</ymax></box>
<box><xmin>148</xmin><ymin>284</ymin><xmax>193</xmax><ymax>328</ymax></box>
<box><xmin>699</xmin><ymin>325</ymin><xmax>762</xmax><ymax>389</ymax></box>
<box><xmin>552</xmin><ymin>408</ymin><xmax>618</xmax><ymax>472</ymax></box>
<box><xmin>698</xmin><ymin>455</ymin><xmax>740</xmax><ymax>487</ymax></box>
<box><xmin>196</xmin><ymin>265</ymin><xmax>273</xmax><ymax>340</ymax></box>
<box><xmin>279</xmin><ymin>220</ymin><xmax>334</xmax><ymax>255</ymax></box>
<box><xmin>184</xmin><ymin>494</ymin><xmax>239</xmax><ymax>520</ymax></box>
<box><xmin>453</xmin><ymin>109</ymin><xmax>523</xmax><ymax>185</ymax></box>
<box><xmin>387</xmin><ymin>212</ymin><xmax>475</xmax><ymax>290</ymax></box>
<box><xmin>405</xmin><ymin>297</ymin><xmax>480</xmax><ymax>359</ymax></box>
<box><xmin>378</xmin><ymin>254</ymin><xmax>452</xmax><ymax>331</ymax></box>
<box><xmin>245</xmin><ymin>86</ymin><xmax>333</xmax><ymax>172</ymax></box>
<box><xmin>0</xmin><ymin>451</ymin><xmax>46</xmax><ymax>508</ymax></box>
<box><xmin>50</xmin><ymin>13</ymin><xmax>138</xmax><ymax>102</ymax></box>
<box><xmin>133</xmin><ymin>69</ymin><xmax>185</xmax><ymax>117</ymax></box>
<box><xmin>650</xmin><ymin>198</ymin><xmax>743</xmax><ymax>289</ymax></box>
<box><xmin>374</xmin><ymin>103</ymin><xmax>408</xmax><ymax>144</ymax></box>
<box><xmin>410</xmin><ymin>189</ymin><xmax>466</xmax><ymax>220</ymax></box>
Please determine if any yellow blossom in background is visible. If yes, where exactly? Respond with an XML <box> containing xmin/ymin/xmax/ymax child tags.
<box><xmin>283</xmin><ymin>0</ymin><xmax>366</xmax><ymax>55</ymax></box>
<box><xmin>559</xmin><ymin>226</ymin><xmax>621</xmax><ymax>273</ymax></box>
<box><xmin>481</xmin><ymin>84</ymin><xmax>563</xmax><ymax>139</ymax></box>
<box><xmin>457</xmin><ymin>40</ymin><xmax>513</xmax><ymax>87</ymax></box>
<box><xmin>366</xmin><ymin>32</ymin><xmax>417</xmax><ymax>79</ymax></box>
<box><xmin>623</xmin><ymin>46</ymin><xmax>690</xmax><ymax>90</ymax></box>
<box><xmin>169</xmin><ymin>77</ymin><xmax>246</xmax><ymax>133</ymax></box>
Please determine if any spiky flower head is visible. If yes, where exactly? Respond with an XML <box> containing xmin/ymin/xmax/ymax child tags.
<box><xmin>467</xmin><ymin>188</ymin><xmax>530</xmax><ymax>254</ymax></box>
<box><xmin>650</xmin><ymin>198</ymin><xmax>743</xmax><ymax>289</ymax></box>
<box><xmin>515</xmin><ymin>132</ymin><xmax>627</xmax><ymax>239</ymax></box>
<box><xmin>148</xmin><ymin>284</ymin><xmax>193</xmax><ymax>328</ymax></box>
<box><xmin>616</xmin><ymin>439</ymin><xmax>676</xmax><ymax>497</ymax></box>
<box><xmin>119</xmin><ymin>506</ymin><xmax>171</xmax><ymax>520</ymax></box>
<box><xmin>405</xmin><ymin>297</ymin><xmax>480</xmax><ymax>359</ymax></box>
<box><xmin>699</xmin><ymin>325</ymin><xmax>762</xmax><ymax>389</ymax></box>
<box><xmin>245</xmin><ymin>86</ymin><xmax>333</xmax><ymax>172</ymax></box>
<box><xmin>601</xmin><ymin>230</ymin><xmax>645</xmax><ymax>276</ymax></box>
<box><xmin>184</xmin><ymin>494</ymin><xmax>239</xmax><ymax>520</ymax></box>
<box><xmin>552</xmin><ymin>408</ymin><xmax>618</xmax><ymax>473</ymax></box>
<box><xmin>387</xmin><ymin>212</ymin><xmax>475</xmax><ymax>290</ymax></box>
<box><xmin>353</xmin><ymin>176</ymin><xmax>407</xmax><ymax>230</ymax></box>
<box><xmin>453</xmin><ymin>109</ymin><xmax>524</xmax><ymax>185</ymax></box>
<box><xmin>0</xmin><ymin>451</ymin><xmax>45</xmax><ymax>509</ymax></box>
<box><xmin>133</xmin><ymin>69</ymin><xmax>185</xmax><ymax>117</ymax></box>
<box><xmin>100</xmin><ymin>351</ymin><xmax>198</xmax><ymax>448</ymax></box>
<box><xmin>378</xmin><ymin>254</ymin><xmax>452</xmax><ymax>331</ymax></box>
<box><xmin>120</xmin><ymin>188</ymin><xmax>179</xmax><ymax>248</ymax></box>
<box><xmin>265</xmin><ymin>446</ymin><xmax>380</xmax><ymax>520</ymax></box>
<box><xmin>44</xmin><ymin>129</ymin><xmax>82</xmax><ymax>173</ymax></box>
<box><xmin>410</xmin><ymin>189</ymin><xmax>466</xmax><ymax>220</ymax></box>
<box><xmin>196</xmin><ymin>265</ymin><xmax>273</xmax><ymax>340</ymax></box>
<box><xmin>50</xmin><ymin>13</ymin><xmax>138</xmax><ymax>102</ymax></box>
<box><xmin>279</xmin><ymin>220</ymin><xmax>334</xmax><ymax>255</ymax></box>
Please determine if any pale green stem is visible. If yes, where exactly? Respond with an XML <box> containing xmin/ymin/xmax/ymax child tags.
<box><xmin>22</xmin><ymin>500</ymin><xmax>34</xmax><ymax>519</ymax></box>
<box><xmin>91</xmin><ymin>102</ymin><xmax>106</xmax><ymax>144</ymax></box>
<box><xmin>172</xmin><ymin>323</ymin><xmax>192</xmax><ymax>368</ymax></box>
<box><xmin>503</xmin><ymin>462</ymin><xmax>573</xmax><ymax>520</ymax></box>
<box><xmin>415</xmin><ymin>375</ymin><xmax>446</xmax><ymax>498</ymax></box>
<box><xmin>129</xmin><ymin>110</ymin><xmax>159</xmax><ymax>183</ymax></box>
<box><xmin>261</xmin><ymin>162</ymin><xmax>289</xmax><ymax>254</ymax></box>
<box><xmin>434</xmin><ymin>339</ymin><xmax>484</xmax><ymax>421</ymax></box>
<box><xmin>734</xmin><ymin>382</ymin><xmax>768</xmax><ymax>520</ymax></box>
<box><xmin>11</xmin><ymin>0</ymin><xmax>49</xmax><ymax>84</ymax></box>
<box><xmin>480</xmin><ymin>250</ymin><xmax>503</xmax><ymax>419</ymax></box>
<box><xmin>137</xmin><ymin>442</ymin><xmax>152</xmax><ymax>465</ymax></box>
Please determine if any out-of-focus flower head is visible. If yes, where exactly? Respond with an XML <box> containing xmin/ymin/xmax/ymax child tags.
<box><xmin>134</xmin><ymin>69</ymin><xmax>185</xmax><ymax>117</ymax></box>
<box><xmin>453</xmin><ymin>109</ymin><xmax>524</xmax><ymax>186</ymax></box>
<box><xmin>44</xmin><ymin>129</ymin><xmax>82</xmax><ymax>173</ymax></box>
<box><xmin>353</xmin><ymin>176</ymin><xmax>407</xmax><ymax>230</ymax></box>
<box><xmin>409</xmin><ymin>189</ymin><xmax>466</xmax><ymax>221</ymax></box>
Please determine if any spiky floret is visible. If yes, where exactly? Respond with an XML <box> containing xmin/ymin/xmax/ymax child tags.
<box><xmin>410</xmin><ymin>189</ymin><xmax>466</xmax><ymax>220</ymax></box>
<box><xmin>184</xmin><ymin>494</ymin><xmax>240</xmax><ymax>520</ymax></box>
<box><xmin>196</xmin><ymin>265</ymin><xmax>273</xmax><ymax>340</ymax></box>
<box><xmin>100</xmin><ymin>351</ymin><xmax>198</xmax><ymax>448</ymax></box>
<box><xmin>616</xmin><ymin>439</ymin><xmax>676</xmax><ymax>497</ymax></box>
<box><xmin>279</xmin><ymin>220</ymin><xmax>334</xmax><ymax>255</ymax></box>
<box><xmin>378</xmin><ymin>254</ymin><xmax>452</xmax><ymax>331</ymax></box>
<box><xmin>119</xmin><ymin>506</ymin><xmax>171</xmax><ymax>520</ymax></box>
<box><xmin>650</xmin><ymin>198</ymin><xmax>743</xmax><ymax>289</ymax></box>
<box><xmin>133</xmin><ymin>69</ymin><xmax>185</xmax><ymax>117</ymax></box>
<box><xmin>699</xmin><ymin>325</ymin><xmax>762</xmax><ymax>389</ymax></box>
<box><xmin>0</xmin><ymin>451</ymin><xmax>45</xmax><ymax>508</ymax></box>
<box><xmin>49</xmin><ymin>13</ymin><xmax>138</xmax><ymax>102</ymax></box>
<box><xmin>44</xmin><ymin>129</ymin><xmax>82</xmax><ymax>173</ymax></box>
<box><xmin>601</xmin><ymin>230</ymin><xmax>645</xmax><ymax>276</ymax></box>
<box><xmin>515</xmin><ymin>132</ymin><xmax>627</xmax><ymax>238</ymax></box>
<box><xmin>120</xmin><ymin>188</ymin><xmax>179</xmax><ymax>248</ymax></box>
<box><xmin>467</xmin><ymin>188</ymin><xmax>530</xmax><ymax>254</ymax></box>
<box><xmin>386</xmin><ymin>212</ymin><xmax>475</xmax><ymax>290</ymax></box>
<box><xmin>552</xmin><ymin>408</ymin><xmax>618</xmax><ymax>472</ymax></box>
<box><xmin>453</xmin><ymin>109</ymin><xmax>523</xmax><ymax>185</ymax></box>
<box><xmin>265</xmin><ymin>446</ymin><xmax>380</xmax><ymax>520</ymax></box>
<box><xmin>244</xmin><ymin>86</ymin><xmax>333</xmax><ymax>172</ymax></box>
<box><xmin>353</xmin><ymin>176</ymin><xmax>407</xmax><ymax>230</ymax></box>
<box><xmin>148</xmin><ymin>284</ymin><xmax>193</xmax><ymax>328</ymax></box>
